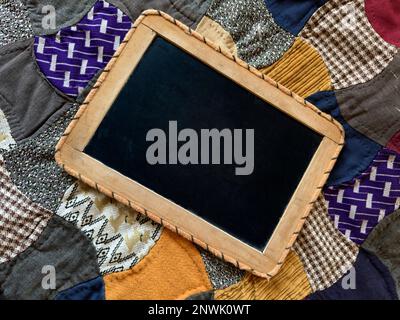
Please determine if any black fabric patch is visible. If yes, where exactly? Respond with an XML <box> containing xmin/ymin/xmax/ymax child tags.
<box><xmin>85</xmin><ymin>37</ymin><xmax>322</xmax><ymax>250</ymax></box>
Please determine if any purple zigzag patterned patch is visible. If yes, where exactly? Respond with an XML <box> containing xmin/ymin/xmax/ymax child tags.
<box><xmin>34</xmin><ymin>0</ymin><xmax>132</xmax><ymax>97</ymax></box>
<box><xmin>324</xmin><ymin>148</ymin><xmax>400</xmax><ymax>244</ymax></box>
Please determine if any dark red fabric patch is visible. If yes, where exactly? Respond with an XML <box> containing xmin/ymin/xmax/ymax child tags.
<box><xmin>365</xmin><ymin>0</ymin><xmax>400</xmax><ymax>47</ymax></box>
<box><xmin>387</xmin><ymin>130</ymin><xmax>400</xmax><ymax>153</ymax></box>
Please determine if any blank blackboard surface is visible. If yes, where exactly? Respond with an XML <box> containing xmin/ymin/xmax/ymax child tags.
<box><xmin>85</xmin><ymin>37</ymin><xmax>322</xmax><ymax>251</ymax></box>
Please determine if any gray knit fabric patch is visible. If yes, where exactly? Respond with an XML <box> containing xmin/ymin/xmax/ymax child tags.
<box><xmin>0</xmin><ymin>0</ymin><xmax>33</xmax><ymax>47</ymax></box>
<box><xmin>2</xmin><ymin>104</ymin><xmax>78</xmax><ymax>212</ymax></box>
<box><xmin>200</xmin><ymin>249</ymin><xmax>244</xmax><ymax>290</ymax></box>
<box><xmin>206</xmin><ymin>0</ymin><xmax>294</xmax><ymax>68</ymax></box>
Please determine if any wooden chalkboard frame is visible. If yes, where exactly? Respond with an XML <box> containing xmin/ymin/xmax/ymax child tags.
<box><xmin>55</xmin><ymin>10</ymin><xmax>344</xmax><ymax>279</ymax></box>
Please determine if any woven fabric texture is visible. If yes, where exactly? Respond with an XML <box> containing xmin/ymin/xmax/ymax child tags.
<box><xmin>56</xmin><ymin>182</ymin><xmax>162</xmax><ymax>275</ymax></box>
<box><xmin>300</xmin><ymin>0</ymin><xmax>397</xmax><ymax>89</ymax></box>
<box><xmin>293</xmin><ymin>195</ymin><xmax>358</xmax><ymax>291</ymax></box>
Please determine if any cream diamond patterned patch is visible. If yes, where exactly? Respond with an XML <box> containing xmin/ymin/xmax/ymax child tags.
<box><xmin>56</xmin><ymin>182</ymin><xmax>163</xmax><ymax>274</ymax></box>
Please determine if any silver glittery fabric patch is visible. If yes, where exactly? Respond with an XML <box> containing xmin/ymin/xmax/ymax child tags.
<box><xmin>200</xmin><ymin>249</ymin><xmax>244</xmax><ymax>290</ymax></box>
<box><xmin>2</xmin><ymin>104</ymin><xmax>78</xmax><ymax>212</ymax></box>
<box><xmin>0</xmin><ymin>0</ymin><xmax>33</xmax><ymax>47</ymax></box>
<box><xmin>206</xmin><ymin>0</ymin><xmax>295</xmax><ymax>68</ymax></box>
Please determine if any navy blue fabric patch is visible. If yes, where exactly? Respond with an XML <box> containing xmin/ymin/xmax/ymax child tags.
<box><xmin>55</xmin><ymin>276</ymin><xmax>105</xmax><ymax>300</ymax></box>
<box><xmin>264</xmin><ymin>0</ymin><xmax>328</xmax><ymax>35</ymax></box>
<box><xmin>307</xmin><ymin>248</ymin><xmax>399</xmax><ymax>300</ymax></box>
<box><xmin>307</xmin><ymin>91</ymin><xmax>381</xmax><ymax>186</ymax></box>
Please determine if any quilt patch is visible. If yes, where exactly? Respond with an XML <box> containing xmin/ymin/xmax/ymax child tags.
<box><xmin>34</xmin><ymin>0</ymin><xmax>132</xmax><ymax>97</ymax></box>
<box><xmin>293</xmin><ymin>195</ymin><xmax>358</xmax><ymax>292</ymax></box>
<box><xmin>325</xmin><ymin>148</ymin><xmax>400</xmax><ymax>244</ymax></box>
<box><xmin>0</xmin><ymin>38</ymin><xmax>71</xmax><ymax>142</ymax></box>
<box><xmin>200</xmin><ymin>249</ymin><xmax>244</xmax><ymax>290</ymax></box>
<box><xmin>365</xmin><ymin>0</ymin><xmax>400</xmax><ymax>48</ymax></box>
<box><xmin>215</xmin><ymin>251</ymin><xmax>311</xmax><ymax>300</ymax></box>
<box><xmin>300</xmin><ymin>0</ymin><xmax>397</xmax><ymax>89</ymax></box>
<box><xmin>0</xmin><ymin>110</ymin><xmax>14</xmax><ymax>151</ymax></box>
<box><xmin>0</xmin><ymin>215</ymin><xmax>99</xmax><ymax>300</ymax></box>
<box><xmin>107</xmin><ymin>0</ymin><xmax>211</xmax><ymax>28</ymax></box>
<box><xmin>307</xmin><ymin>91</ymin><xmax>381</xmax><ymax>186</ymax></box>
<box><xmin>56</xmin><ymin>276</ymin><xmax>105</xmax><ymax>300</ymax></box>
<box><xmin>265</xmin><ymin>0</ymin><xmax>328</xmax><ymax>35</ymax></box>
<box><xmin>57</xmin><ymin>182</ymin><xmax>162</xmax><ymax>275</ymax></box>
<box><xmin>307</xmin><ymin>248</ymin><xmax>398</xmax><ymax>300</ymax></box>
<box><xmin>388</xmin><ymin>131</ymin><xmax>400</xmax><ymax>154</ymax></box>
<box><xmin>104</xmin><ymin>230</ymin><xmax>212</xmax><ymax>300</ymax></box>
<box><xmin>0</xmin><ymin>158</ymin><xmax>52</xmax><ymax>264</ymax></box>
<box><xmin>25</xmin><ymin>0</ymin><xmax>211</xmax><ymax>36</ymax></box>
<box><xmin>195</xmin><ymin>16</ymin><xmax>237</xmax><ymax>57</ymax></box>
<box><xmin>186</xmin><ymin>291</ymin><xmax>214</xmax><ymax>300</ymax></box>
<box><xmin>24</xmin><ymin>0</ymin><xmax>97</xmax><ymax>36</ymax></box>
<box><xmin>336</xmin><ymin>53</ymin><xmax>400</xmax><ymax>147</ymax></box>
<box><xmin>262</xmin><ymin>37</ymin><xmax>332</xmax><ymax>97</ymax></box>
<box><xmin>206</xmin><ymin>0</ymin><xmax>294</xmax><ymax>68</ymax></box>
<box><xmin>2</xmin><ymin>105</ymin><xmax>77</xmax><ymax>212</ymax></box>
<box><xmin>363</xmin><ymin>209</ymin><xmax>400</xmax><ymax>297</ymax></box>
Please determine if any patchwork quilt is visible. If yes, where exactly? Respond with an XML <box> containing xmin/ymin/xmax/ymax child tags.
<box><xmin>0</xmin><ymin>0</ymin><xmax>399</xmax><ymax>300</ymax></box>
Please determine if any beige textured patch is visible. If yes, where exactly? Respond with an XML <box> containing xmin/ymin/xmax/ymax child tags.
<box><xmin>196</xmin><ymin>16</ymin><xmax>238</xmax><ymax>56</ymax></box>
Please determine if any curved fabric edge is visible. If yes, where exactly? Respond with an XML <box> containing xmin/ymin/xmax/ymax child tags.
<box><xmin>365</xmin><ymin>0</ymin><xmax>400</xmax><ymax>48</ymax></box>
<box><xmin>104</xmin><ymin>229</ymin><xmax>212</xmax><ymax>300</ymax></box>
<box><xmin>262</xmin><ymin>37</ymin><xmax>332</xmax><ymax>97</ymax></box>
<box><xmin>362</xmin><ymin>209</ymin><xmax>400</xmax><ymax>298</ymax></box>
<box><xmin>300</xmin><ymin>0</ymin><xmax>398</xmax><ymax>90</ymax></box>
<box><xmin>293</xmin><ymin>194</ymin><xmax>359</xmax><ymax>292</ymax></box>
<box><xmin>55</xmin><ymin>276</ymin><xmax>105</xmax><ymax>300</ymax></box>
<box><xmin>306</xmin><ymin>90</ymin><xmax>381</xmax><ymax>186</ymax></box>
<box><xmin>307</xmin><ymin>248</ymin><xmax>398</xmax><ymax>300</ymax></box>
<box><xmin>23</xmin><ymin>0</ymin><xmax>97</xmax><ymax>36</ymax></box>
<box><xmin>215</xmin><ymin>251</ymin><xmax>311</xmax><ymax>300</ymax></box>
<box><xmin>264</xmin><ymin>0</ymin><xmax>328</xmax><ymax>35</ymax></box>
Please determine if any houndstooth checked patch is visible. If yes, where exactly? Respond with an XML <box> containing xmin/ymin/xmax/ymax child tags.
<box><xmin>34</xmin><ymin>0</ymin><xmax>132</xmax><ymax>97</ymax></box>
<box><xmin>56</xmin><ymin>182</ymin><xmax>163</xmax><ymax>274</ymax></box>
<box><xmin>300</xmin><ymin>0</ymin><xmax>397</xmax><ymax>89</ymax></box>
<box><xmin>0</xmin><ymin>157</ymin><xmax>52</xmax><ymax>264</ymax></box>
<box><xmin>294</xmin><ymin>194</ymin><xmax>358</xmax><ymax>292</ymax></box>
<box><xmin>324</xmin><ymin>148</ymin><xmax>400</xmax><ymax>244</ymax></box>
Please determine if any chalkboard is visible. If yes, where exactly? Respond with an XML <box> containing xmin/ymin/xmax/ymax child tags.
<box><xmin>85</xmin><ymin>37</ymin><xmax>322</xmax><ymax>251</ymax></box>
<box><xmin>55</xmin><ymin>13</ymin><xmax>344</xmax><ymax>278</ymax></box>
